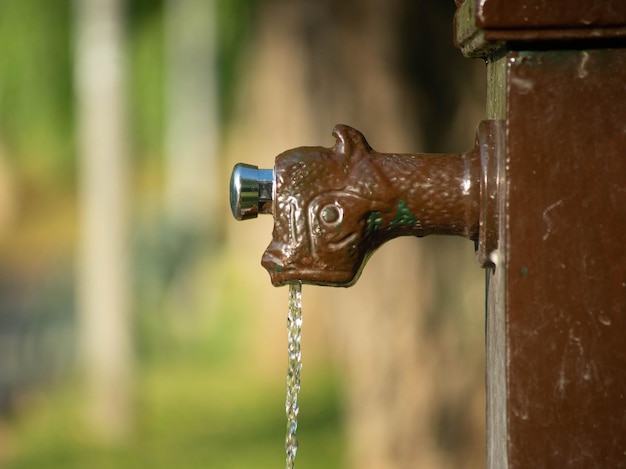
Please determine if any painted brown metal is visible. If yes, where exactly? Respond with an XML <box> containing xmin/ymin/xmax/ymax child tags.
<box><xmin>456</xmin><ymin>2</ymin><xmax>626</xmax><ymax>467</ymax></box>
<box><xmin>504</xmin><ymin>48</ymin><xmax>626</xmax><ymax>468</ymax></box>
<box><xmin>261</xmin><ymin>124</ymin><xmax>484</xmax><ymax>287</ymax></box>
<box><xmin>455</xmin><ymin>0</ymin><xmax>626</xmax><ymax>56</ymax></box>
<box><xmin>474</xmin><ymin>0</ymin><xmax>626</xmax><ymax>30</ymax></box>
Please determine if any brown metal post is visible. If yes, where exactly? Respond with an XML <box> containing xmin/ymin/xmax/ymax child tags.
<box><xmin>455</xmin><ymin>1</ymin><xmax>626</xmax><ymax>467</ymax></box>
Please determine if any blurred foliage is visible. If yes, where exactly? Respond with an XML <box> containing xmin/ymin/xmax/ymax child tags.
<box><xmin>0</xmin><ymin>1</ymin><xmax>346</xmax><ymax>467</ymax></box>
<box><xmin>0</xmin><ymin>0</ymin><xmax>257</xmax><ymax>179</ymax></box>
<box><xmin>215</xmin><ymin>0</ymin><xmax>258</xmax><ymax>124</ymax></box>
<box><xmin>3</xmin><ymin>253</ymin><xmax>344</xmax><ymax>467</ymax></box>
<box><xmin>127</xmin><ymin>0</ymin><xmax>165</xmax><ymax>162</ymax></box>
<box><xmin>4</xmin><ymin>362</ymin><xmax>344</xmax><ymax>468</ymax></box>
<box><xmin>0</xmin><ymin>0</ymin><xmax>73</xmax><ymax>181</ymax></box>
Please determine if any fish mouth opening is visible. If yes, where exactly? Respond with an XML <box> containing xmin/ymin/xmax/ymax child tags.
<box><xmin>261</xmin><ymin>251</ymin><xmax>356</xmax><ymax>287</ymax></box>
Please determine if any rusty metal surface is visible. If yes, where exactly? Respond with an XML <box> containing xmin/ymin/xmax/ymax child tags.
<box><xmin>261</xmin><ymin>124</ymin><xmax>482</xmax><ymax>287</ymax></box>
<box><xmin>504</xmin><ymin>48</ymin><xmax>626</xmax><ymax>467</ymax></box>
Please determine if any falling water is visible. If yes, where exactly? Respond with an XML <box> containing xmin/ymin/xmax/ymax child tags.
<box><xmin>285</xmin><ymin>281</ymin><xmax>302</xmax><ymax>469</ymax></box>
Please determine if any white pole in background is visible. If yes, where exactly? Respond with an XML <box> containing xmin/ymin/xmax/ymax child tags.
<box><xmin>74</xmin><ymin>0</ymin><xmax>133</xmax><ymax>442</ymax></box>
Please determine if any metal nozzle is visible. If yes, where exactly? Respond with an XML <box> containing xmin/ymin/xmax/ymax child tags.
<box><xmin>230</xmin><ymin>163</ymin><xmax>274</xmax><ymax>220</ymax></box>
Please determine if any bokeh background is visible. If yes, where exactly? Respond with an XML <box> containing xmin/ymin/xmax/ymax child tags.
<box><xmin>0</xmin><ymin>0</ymin><xmax>486</xmax><ymax>468</ymax></box>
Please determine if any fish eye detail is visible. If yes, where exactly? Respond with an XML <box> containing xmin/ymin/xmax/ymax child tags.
<box><xmin>319</xmin><ymin>204</ymin><xmax>342</xmax><ymax>226</ymax></box>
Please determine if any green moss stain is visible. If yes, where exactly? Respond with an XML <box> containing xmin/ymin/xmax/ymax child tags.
<box><xmin>366</xmin><ymin>211</ymin><xmax>382</xmax><ymax>236</ymax></box>
<box><xmin>366</xmin><ymin>201</ymin><xmax>419</xmax><ymax>237</ymax></box>
<box><xmin>390</xmin><ymin>200</ymin><xmax>419</xmax><ymax>228</ymax></box>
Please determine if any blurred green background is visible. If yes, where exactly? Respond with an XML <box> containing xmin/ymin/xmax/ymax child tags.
<box><xmin>0</xmin><ymin>1</ymin><xmax>486</xmax><ymax>468</ymax></box>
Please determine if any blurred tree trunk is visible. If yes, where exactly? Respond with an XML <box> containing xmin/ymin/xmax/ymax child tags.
<box><xmin>75</xmin><ymin>0</ymin><xmax>133</xmax><ymax>442</ymax></box>
<box><xmin>164</xmin><ymin>0</ymin><xmax>219</xmax><ymax>231</ymax></box>
<box><xmin>225</xmin><ymin>0</ymin><xmax>486</xmax><ymax>467</ymax></box>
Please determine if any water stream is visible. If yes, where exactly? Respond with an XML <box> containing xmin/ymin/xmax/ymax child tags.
<box><xmin>285</xmin><ymin>281</ymin><xmax>302</xmax><ymax>469</ymax></box>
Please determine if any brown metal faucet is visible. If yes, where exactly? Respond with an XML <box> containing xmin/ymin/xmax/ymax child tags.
<box><xmin>230</xmin><ymin>121</ymin><xmax>500</xmax><ymax>287</ymax></box>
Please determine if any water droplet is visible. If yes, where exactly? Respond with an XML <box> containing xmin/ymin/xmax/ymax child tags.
<box><xmin>598</xmin><ymin>314</ymin><xmax>612</xmax><ymax>326</ymax></box>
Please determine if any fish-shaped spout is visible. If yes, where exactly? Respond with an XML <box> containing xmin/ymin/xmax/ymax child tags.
<box><xmin>230</xmin><ymin>124</ymin><xmax>482</xmax><ymax>287</ymax></box>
